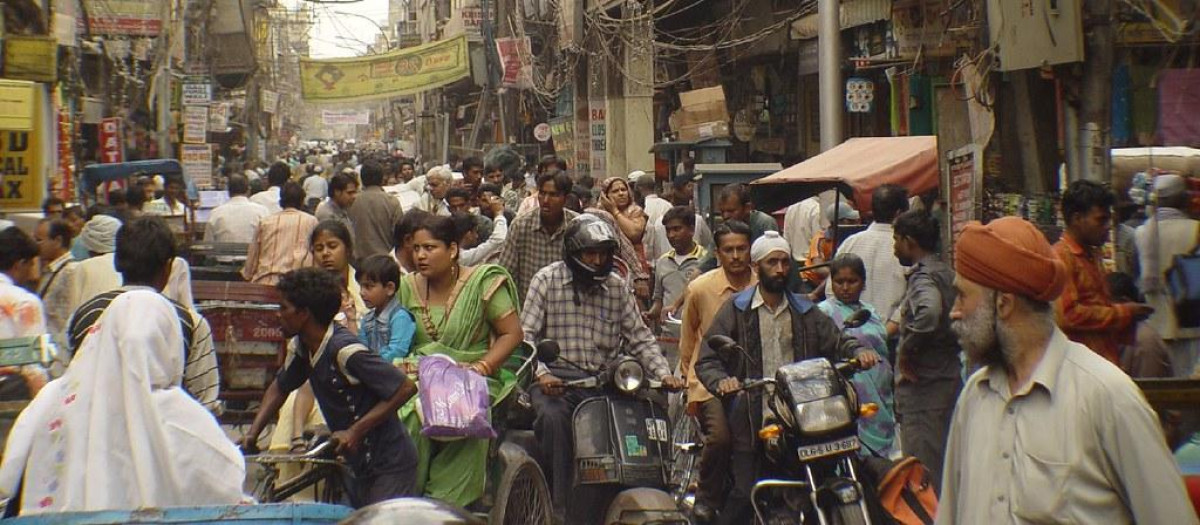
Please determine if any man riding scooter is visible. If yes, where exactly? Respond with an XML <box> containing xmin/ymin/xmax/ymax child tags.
<box><xmin>520</xmin><ymin>214</ymin><xmax>685</xmax><ymax>524</ymax></box>
<box><xmin>693</xmin><ymin>232</ymin><xmax>879</xmax><ymax>524</ymax></box>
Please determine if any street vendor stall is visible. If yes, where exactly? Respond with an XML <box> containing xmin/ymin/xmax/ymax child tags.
<box><xmin>748</xmin><ymin>136</ymin><xmax>939</xmax><ymax>215</ymax></box>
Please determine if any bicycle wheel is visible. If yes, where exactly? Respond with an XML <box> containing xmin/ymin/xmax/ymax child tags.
<box><xmin>490</xmin><ymin>453</ymin><xmax>553</xmax><ymax>525</ymax></box>
<box><xmin>668</xmin><ymin>414</ymin><xmax>701</xmax><ymax>508</ymax></box>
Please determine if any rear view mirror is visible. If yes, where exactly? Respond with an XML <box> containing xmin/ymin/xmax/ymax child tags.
<box><xmin>536</xmin><ymin>340</ymin><xmax>561</xmax><ymax>364</ymax></box>
<box><xmin>843</xmin><ymin>309</ymin><xmax>872</xmax><ymax>330</ymax></box>
<box><xmin>706</xmin><ymin>335</ymin><xmax>739</xmax><ymax>355</ymax></box>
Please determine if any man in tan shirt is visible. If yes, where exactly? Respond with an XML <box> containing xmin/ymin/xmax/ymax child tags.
<box><xmin>678</xmin><ymin>220</ymin><xmax>755</xmax><ymax>521</ymax></box>
<box><xmin>939</xmin><ymin>217</ymin><xmax>1195</xmax><ymax>524</ymax></box>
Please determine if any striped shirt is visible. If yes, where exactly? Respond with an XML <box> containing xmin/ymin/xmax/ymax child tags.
<box><xmin>67</xmin><ymin>286</ymin><xmax>220</xmax><ymax>411</ymax></box>
<box><xmin>241</xmin><ymin>208</ymin><xmax>318</xmax><ymax>286</ymax></box>
<box><xmin>498</xmin><ymin>208</ymin><xmax>579</xmax><ymax>304</ymax></box>
<box><xmin>521</xmin><ymin>261</ymin><xmax>671</xmax><ymax>379</ymax></box>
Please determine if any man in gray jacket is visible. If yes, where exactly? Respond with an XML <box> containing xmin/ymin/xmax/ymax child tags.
<box><xmin>694</xmin><ymin>231</ymin><xmax>877</xmax><ymax>524</ymax></box>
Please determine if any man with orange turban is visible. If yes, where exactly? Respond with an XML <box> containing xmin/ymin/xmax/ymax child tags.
<box><xmin>936</xmin><ymin>216</ymin><xmax>1194</xmax><ymax>525</ymax></box>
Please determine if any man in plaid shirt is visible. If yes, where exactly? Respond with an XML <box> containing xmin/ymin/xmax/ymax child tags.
<box><xmin>498</xmin><ymin>171</ymin><xmax>578</xmax><ymax>305</ymax></box>
<box><xmin>520</xmin><ymin>214</ymin><xmax>684</xmax><ymax>522</ymax></box>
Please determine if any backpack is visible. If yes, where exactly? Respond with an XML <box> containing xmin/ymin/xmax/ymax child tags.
<box><xmin>863</xmin><ymin>455</ymin><xmax>939</xmax><ymax>525</ymax></box>
<box><xmin>1165</xmin><ymin>225</ymin><xmax>1200</xmax><ymax>328</ymax></box>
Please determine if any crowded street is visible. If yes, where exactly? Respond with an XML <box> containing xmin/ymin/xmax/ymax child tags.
<box><xmin>1</xmin><ymin>0</ymin><xmax>1200</xmax><ymax>524</ymax></box>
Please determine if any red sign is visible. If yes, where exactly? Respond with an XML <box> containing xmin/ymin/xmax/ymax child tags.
<box><xmin>99</xmin><ymin>117</ymin><xmax>124</xmax><ymax>163</ymax></box>
<box><xmin>495</xmin><ymin>37</ymin><xmax>531</xmax><ymax>88</ymax></box>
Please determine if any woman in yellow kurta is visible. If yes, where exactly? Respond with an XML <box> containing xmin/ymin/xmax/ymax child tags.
<box><xmin>396</xmin><ymin>215</ymin><xmax>524</xmax><ymax>508</ymax></box>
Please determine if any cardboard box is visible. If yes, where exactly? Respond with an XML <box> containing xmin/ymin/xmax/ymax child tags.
<box><xmin>674</xmin><ymin>86</ymin><xmax>730</xmax><ymax>141</ymax></box>
<box><xmin>677</xmin><ymin>121</ymin><xmax>731</xmax><ymax>142</ymax></box>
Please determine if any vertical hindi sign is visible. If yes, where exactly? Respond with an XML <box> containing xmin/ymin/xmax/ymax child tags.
<box><xmin>183</xmin><ymin>105</ymin><xmax>208</xmax><ymax>144</ymax></box>
<box><xmin>99</xmin><ymin>117</ymin><xmax>124</xmax><ymax>163</ymax></box>
<box><xmin>947</xmin><ymin>144</ymin><xmax>981</xmax><ymax>238</ymax></box>
<box><xmin>181</xmin><ymin>144</ymin><xmax>213</xmax><ymax>188</ymax></box>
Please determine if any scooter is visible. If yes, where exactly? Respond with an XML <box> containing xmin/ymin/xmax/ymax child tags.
<box><xmin>706</xmin><ymin>308</ymin><xmax>879</xmax><ymax>525</ymax></box>
<box><xmin>535</xmin><ymin>341</ymin><xmax>689</xmax><ymax>525</ymax></box>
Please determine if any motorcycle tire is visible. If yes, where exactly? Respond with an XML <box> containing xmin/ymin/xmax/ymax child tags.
<box><xmin>831</xmin><ymin>502</ymin><xmax>870</xmax><ymax>525</ymax></box>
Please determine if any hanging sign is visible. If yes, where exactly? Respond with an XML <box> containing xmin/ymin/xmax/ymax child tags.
<box><xmin>261</xmin><ymin>90</ymin><xmax>279</xmax><ymax>114</ymax></box>
<box><xmin>533</xmin><ymin>122</ymin><xmax>552</xmax><ymax>142</ymax></box>
<box><xmin>322</xmin><ymin>110</ymin><xmax>371</xmax><ymax>126</ymax></box>
<box><xmin>99</xmin><ymin>117</ymin><xmax>124</xmax><ymax>163</ymax></box>
<box><xmin>182</xmin><ymin>105</ymin><xmax>208</xmax><ymax>144</ymax></box>
<box><xmin>0</xmin><ymin>80</ymin><xmax>35</xmax><ymax>130</ymax></box>
<box><xmin>181</xmin><ymin>144</ymin><xmax>213</xmax><ymax>188</ymax></box>
<box><xmin>208</xmin><ymin>103</ymin><xmax>229</xmax><ymax>131</ymax></box>
<box><xmin>496</xmin><ymin>36</ymin><xmax>533</xmax><ymax>88</ymax></box>
<box><xmin>85</xmin><ymin>0</ymin><xmax>163</xmax><ymax>36</ymax></box>
<box><xmin>846</xmin><ymin>77</ymin><xmax>875</xmax><ymax>113</ymax></box>
<box><xmin>947</xmin><ymin>144</ymin><xmax>981</xmax><ymax>238</ymax></box>
<box><xmin>4</xmin><ymin>36</ymin><xmax>58</xmax><ymax>83</ymax></box>
<box><xmin>182</xmin><ymin>81</ymin><xmax>212</xmax><ymax>105</ymax></box>
<box><xmin>299</xmin><ymin>36</ymin><xmax>470</xmax><ymax>103</ymax></box>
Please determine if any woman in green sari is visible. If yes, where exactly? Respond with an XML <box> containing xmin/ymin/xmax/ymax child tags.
<box><xmin>396</xmin><ymin>215</ymin><xmax>524</xmax><ymax>508</ymax></box>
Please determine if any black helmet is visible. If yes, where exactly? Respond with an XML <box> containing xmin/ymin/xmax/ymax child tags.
<box><xmin>563</xmin><ymin>214</ymin><xmax>618</xmax><ymax>285</ymax></box>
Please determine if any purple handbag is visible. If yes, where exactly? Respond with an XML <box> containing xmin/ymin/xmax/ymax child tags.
<box><xmin>417</xmin><ymin>355</ymin><xmax>497</xmax><ymax>439</ymax></box>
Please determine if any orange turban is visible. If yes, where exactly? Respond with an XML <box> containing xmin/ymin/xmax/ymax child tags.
<box><xmin>954</xmin><ymin>216</ymin><xmax>1067</xmax><ymax>302</ymax></box>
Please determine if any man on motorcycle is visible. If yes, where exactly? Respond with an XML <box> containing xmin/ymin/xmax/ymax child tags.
<box><xmin>694</xmin><ymin>231</ymin><xmax>879</xmax><ymax>524</ymax></box>
<box><xmin>520</xmin><ymin>213</ymin><xmax>685</xmax><ymax>523</ymax></box>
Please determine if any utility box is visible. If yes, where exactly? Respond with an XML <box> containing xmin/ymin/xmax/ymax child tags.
<box><xmin>674</xmin><ymin>86</ymin><xmax>731</xmax><ymax>142</ymax></box>
<box><xmin>987</xmin><ymin>0</ymin><xmax>1084</xmax><ymax>71</ymax></box>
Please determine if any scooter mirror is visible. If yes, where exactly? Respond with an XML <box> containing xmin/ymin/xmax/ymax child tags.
<box><xmin>843</xmin><ymin>309</ymin><xmax>872</xmax><ymax>330</ymax></box>
<box><xmin>706</xmin><ymin>335</ymin><xmax>739</xmax><ymax>355</ymax></box>
<box><xmin>536</xmin><ymin>340</ymin><xmax>562</xmax><ymax>364</ymax></box>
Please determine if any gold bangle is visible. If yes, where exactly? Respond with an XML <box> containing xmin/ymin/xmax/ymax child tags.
<box><xmin>474</xmin><ymin>361</ymin><xmax>493</xmax><ymax>376</ymax></box>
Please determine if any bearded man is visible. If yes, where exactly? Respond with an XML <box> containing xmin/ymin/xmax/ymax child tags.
<box><xmin>937</xmin><ymin>216</ymin><xmax>1195</xmax><ymax>524</ymax></box>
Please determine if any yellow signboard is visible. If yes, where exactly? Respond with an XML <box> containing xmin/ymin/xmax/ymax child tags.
<box><xmin>4</xmin><ymin>37</ymin><xmax>58</xmax><ymax>83</ymax></box>
<box><xmin>0</xmin><ymin>128</ymin><xmax>43</xmax><ymax>211</ymax></box>
<box><xmin>0</xmin><ymin>80</ymin><xmax>35</xmax><ymax>130</ymax></box>
<box><xmin>300</xmin><ymin>36</ymin><xmax>471</xmax><ymax>103</ymax></box>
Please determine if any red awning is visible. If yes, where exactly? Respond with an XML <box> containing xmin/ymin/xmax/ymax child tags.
<box><xmin>749</xmin><ymin>136</ymin><xmax>939</xmax><ymax>214</ymax></box>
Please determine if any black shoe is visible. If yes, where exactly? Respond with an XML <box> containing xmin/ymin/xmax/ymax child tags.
<box><xmin>692</xmin><ymin>502</ymin><xmax>717</xmax><ymax>524</ymax></box>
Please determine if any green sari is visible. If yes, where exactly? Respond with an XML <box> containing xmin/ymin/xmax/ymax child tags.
<box><xmin>396</xmin><ymin>264</ymin><xmax>521</xmax><ymax>507</ymax></box>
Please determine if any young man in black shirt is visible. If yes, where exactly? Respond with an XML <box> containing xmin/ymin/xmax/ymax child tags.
<box><xmin>241</xmin><ymin>267</ymin><xmax>418</xmax><ymax>507</ymax></box>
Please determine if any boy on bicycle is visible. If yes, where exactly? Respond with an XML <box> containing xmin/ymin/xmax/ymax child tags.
<box><xmin>241</xmin><ymin>267</ymin><xmax>419</xmax><ymax>507</ymax></box>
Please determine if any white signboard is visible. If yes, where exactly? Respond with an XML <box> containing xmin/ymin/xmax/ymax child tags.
<box><xmin>181</xmin><ymin>144</ymin><xmax>213</xmax><ymax>188</ymax></box>
<box><xmin>182</xmin><ymin>82</ymin><xmax>211</xmax><ymax>105</ymax></box>
<box><xmin>261</xmin><ymin>90</ymin><xmax>278</xmax><ymax>114</ymax></box>
<box><xmin>533</xmin><ymin>122</ymin><xmax>551</xmax><ymax>142</ymax></box>
<box><xmin>322</xmin><ymin>109</ymin><xmax>371</xmax><ymax>126</ymax></box>
<box><xmin>182</xmin><ymin>105</ymin><xmax>208</xmax><ymax>144</ymax></box>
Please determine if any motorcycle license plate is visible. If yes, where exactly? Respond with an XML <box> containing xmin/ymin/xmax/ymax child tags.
<box><xmin>796</xmin><ymin>436</ymin><xmax>859</xmax><ymax>461</ymax></box>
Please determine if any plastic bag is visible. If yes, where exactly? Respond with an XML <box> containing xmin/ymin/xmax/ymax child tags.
<box><xmin>418</xmin><ymin>354</ymin><xmax>497</xmax><ymax>439</ymax></box>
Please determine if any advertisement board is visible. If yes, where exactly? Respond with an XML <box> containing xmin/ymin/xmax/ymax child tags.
<box><xmin>300</xmin><ymin>36</ymin><xmax>470</xmax><ymax>103</ymax></box>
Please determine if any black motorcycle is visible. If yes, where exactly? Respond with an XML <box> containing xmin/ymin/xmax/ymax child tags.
<box><xmin>535</xmin><ymin>341</ymin><xmax>688</xmax><ymax>525</ymax></box>
<box><xmin>706</xmin><ymin>308</ymin><xmax>880</xmax><ymax>525</ymax></box>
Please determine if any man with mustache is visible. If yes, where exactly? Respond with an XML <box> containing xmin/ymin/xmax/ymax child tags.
<box><xmin>695</xmin><ymin>231</ymin><xmax>879</xmax><ymax>524</ymax></box>
<box><xmin>937</xmin><ymin>217</ymin><xmax>1195</xmax><ymax>524</ymax></box>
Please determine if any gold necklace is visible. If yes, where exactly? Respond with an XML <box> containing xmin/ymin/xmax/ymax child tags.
<box><xmin>418</xmin><ymin>264</ymin><xmax>462</xmax><ymax>342</ymax></box>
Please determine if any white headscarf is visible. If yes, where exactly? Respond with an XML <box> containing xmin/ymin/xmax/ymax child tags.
<box><xmin>0</xmin><ymin>290</ymin><xmax>244</xmax><ymax>514</ymax></box>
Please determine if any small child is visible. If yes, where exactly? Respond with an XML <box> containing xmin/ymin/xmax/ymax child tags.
<box><xmin>357</xmin><ymin>255</ymin><xmax>416</xmax><ymax>364</ymax></box>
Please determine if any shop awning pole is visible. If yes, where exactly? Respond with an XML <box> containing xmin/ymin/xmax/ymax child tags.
<box><xmin>818</xmin><ymin>0</ymin><xmax>842</xmax><ymax>152</ymax></box>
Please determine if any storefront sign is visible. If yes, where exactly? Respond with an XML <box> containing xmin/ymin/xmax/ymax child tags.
<box><xmin>181</xmin><ymin>144</ymin><xmax>213</xmax><ymax>188</ymax></box>
<box><xmin>496</xmin><ymin>37</ymin><xmax>533</xmax><ymax>88</ymax></box>
<box><xmin>99</xmin><ymin>117</ymin><xmax>124</xmax><ymax>163</ymax></box>
<box><xmin>182</xmin><ymin>81</ymin><xmax>212</xmax><ymax>105</ymax></box>
<box><xmin>86</xmin><ymin>0</ymin><xmax>163</xmax><ymax>36</ymax></box>
<box><xmin>300</xmin><ymin>36</ymin><xmax>470</xmax><ymax>103</ymax></box>
<box><xmin>533</xmin><ymin>123</ymin><xmax>551</xmax><ymax>142</ymax></box>
<box><xmin>549</xmin><ymin>116</ymin><xmax>574</xmax><ymax>160</ymax></box>
<box><xmin>846</xmin><ymin>77</ymin><xmax>875</xmax><ymax>113</ymax></box>
<box><xmin>0</xmin><ymin>80</ymin><xmax>35</xmax><ymax>130</ymax></box>
<box><xmin>183</xmin><ymin>105</ymin><xmax>208</xmax><ymax>144</ymax></box>
<box><xmin>947</xmin><ymin>144</ymin><xmax>981</xmax><ymax>238</ymax></box>
<box><xmin>322</xmin><ymin>110</ymin><xmax>371</xmax><ymax>126</ymax></box>
<box><xmin>461</xmin><ymin>4</ymin><xmax>494</xmax><ymax>42</ymax></box>
<box><xmin>3</xmin><ymin>36</ymin><xmax>58</xmax><ymax>83</ymax></box>
<box><xmin>0</xmin><ymin>130</ymin><xmax>42</xmax><ymax>209</ymax></box>
<box><xmin>589</xmin><ymin>101</ymin><xmax>606</xmax><ymax>179</ymax></box>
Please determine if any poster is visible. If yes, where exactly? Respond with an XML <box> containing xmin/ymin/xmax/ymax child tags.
<box><xmin>548</xmin><ymin>116</ymin><xmax>574</xmax><ymax>162</ymax></box>
<box><xmin>208</xmin><ymin>103</ymin><xmax>228</xmax><ymax>131</ymax></box>
<box><xmin>947</xmin><ymin>144</ymin><xmax>981</xmax><ymax>238</ymax></box>
<box><xmin>300</xmin><ymin>36</ymin><xmax>470</xmax><ymax>103</ymax></box>
<box><xmin>0</xmin><ymin>130</ymin><xmax>42</xmax><ymax>210</ymax></box>
<box><xmin>99</xmin><ymin>117</ymin><xmax>124</xmax><ymax>163</ymax></box>
<box><xmin>85</xmin><ymin>0</ymin><xmax>163</xmax><ymax>36</ymax></box>
<box><xmin>181</xmin><ymin>144</ymin><xmax>213</xmax><ymax>188</ymax></box>
<box><xmin>496</xmin><ymin>37</ymin><xmax>533</xmax><ymax>88</ymax></box>
<box><xmin>589</xmin><ymin>100</ymin><xmax>606</xmax><ymax>179</ymax></box>
<box><xmin>183</xmin><ymin>105</ymin><xmax>208</xmax><ymax>144</ymax></box>
<box><xmin>322</xmin><ymin>110</ymin><xmax>371</xmax><ymax>126</ymax></box>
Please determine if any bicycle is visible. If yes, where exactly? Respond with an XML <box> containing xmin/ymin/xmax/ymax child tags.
<box><xmin>245</xmin><ymin>438</ymin><xmax>353</xmax><ymax>504</ymax></box>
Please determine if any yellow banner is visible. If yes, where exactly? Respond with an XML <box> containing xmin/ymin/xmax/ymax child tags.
<box><xmin>300</xmin><ymin>36</ymin><xmax>471</xmax><ymax>103</ymax></box>
<box><xmin>0</xmin><ymin>129</ymin><xmax>43</xmax><ymax>211</ymax></box>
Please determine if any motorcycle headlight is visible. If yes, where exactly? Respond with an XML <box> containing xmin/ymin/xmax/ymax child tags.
<box><xmin>794</xmin><ymin>397</ymin><xmax>852</xmax><ymax>434</ymax></box>
<box><xmin>613</xmin><ymin>358</ymin><xmax>645</xmax><ymax>393</ymax></box>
